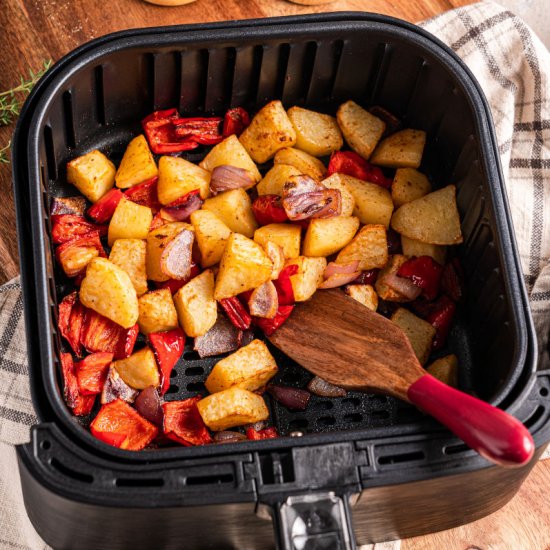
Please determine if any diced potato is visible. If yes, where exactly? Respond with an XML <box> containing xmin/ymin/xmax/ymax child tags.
<box><xmin>370</xmin><ymin>129</ymin><xmax>426</xmax><ymax>168</ymax></box>
<box><xmin>109</xmin><ymin>239</ymin><xmax>148</xmax><ymax>296</ymax></box>
<box><xmin>205</xmin><ymin>339</ymin><xmax>278</xmax><ymax>394</ymax></box>
<box><xmin>303</xmin><ymin>216</ymin><xmax>359</xmax><ymax>257</ymax></box>
<box><xmin>67</xmin><ymin>149</ymin><xmax>116</xmax><ymax>202</ymax></box>
<box><xmin>285</xmin><ymin>256</ymin><xmax>327</xmax><ymax>302</ymax></box>
<box><xmin>115</xmin><ymin>135</ymin><xmax>158</xmax><ymax>189</ymax></box>
<box><xmin>274</xmin><ymin>148</ymin><xmax>327</xmax><ymax>181</ymax></box>
<box><xmin>254</xmin><ymin>223</ymin><xmax>301</xmax><ymax>259</ymax></box>
<box><xmin>375</xmin><ymin>254</ymin><xmax>411</xmax><ymax>302</ymax></box>
<box><xmin>146</xmin><ymin>222</ymin><xmax>190</xmax><ymax>282</ymax></box>
<box><xmin>174</xmin><ymin>269</ymin><xmax>217</xmax><ymax>337</ymax></box>
<box><xmin>336</xmin><ymin>224</ymin><xmax>388</xmax><ymax>270</ymax></box>
<box><xmin>287</xmin><ymin>106</ymin><xmax>343</xmax><ymax>157</ymax></box>
<box><xmin>257</xmin><ymin>164</ymin><xmax>301</xmax><ymax>196</ymax></box>
<box><xmin>391</xmin><ymin>308</ymin><xmax>436</xmax><ymax>365</ymax></box>
<box><xmin>336</xmin><ymin>100</ymin><xmax>385</xmax><ymax>159</ymax></box>
<box><xmin>262</xmin><ymin>241</ymin><xmax>285</xmax><ymax>280</ymax></box>
<box><xmin>345</xmin><ymin>284</ymin><xmax>378</xmax><ymax>311</ymax></box>
<box><xmin>197</xmin><ymin>387</ymin><xmax>269</xmax><ymax>431</ymax></box>
<box><xmin>320</xmin><ymin>173</ymin><xmax>356</xmax><ymax>217</ymax></box>
<box><xmin>157</xmin><ymin>156</ymin><xmax>211</xmax><ymax>205</ymax></box>
<box><xmin>391</xmin><ymin>168</ymin><xmax>431</xmax><ymax>208</ymax></box>
<box><xmin>391</xmin><ymin>185</ymin><xmax>463</xmax><ymax>245</ymax></box>
<box><xmin>190</xmin><ymin>209</ymin><xmax>232</xmax><ymax>268</ymax></box>
<box><xmin>113</xmin><ymin>347</ymin><xmax>159</xmax><ymax>390</ymax></box>
<box><xmin>239</xmin><ymin>100</ymin><xmax>297</xmax><ymax>164</ymax></box>
<box><xmin>427</xmin><ymin>354</ymin><xmax>458</xmax><ymax>387</ymax></box>
<box><xmin>215</xmin><ymin>233</ymin><xmax>272</xmax><ymax>300</ymax></box>
<box><xmin>138</xmin><ymin>288</ymin><xmax>179</xmax><ymax>335</ymax></box>
<box><xmin>199</xmin><ymin>134</ymin><xmax>261</xmax><ymax>182</ymax></box>
<box><xmin>202</xmin><ymin>188</ymin><xmax>257</xmax><ymax>238</ymax></box>
<box><xmin>80</xmin><ymin>258</ymin><xmax>138</xmax><ymax>329</ymax></box>
<box><xmin>401</xmin><ymin>235</ymin><xmax>446</xmax><ymax>265</ymax></box>
<box><xmin>108</xmin><ymin>198</ymin><xmax>153</xmax><ymax>247</ymax></box>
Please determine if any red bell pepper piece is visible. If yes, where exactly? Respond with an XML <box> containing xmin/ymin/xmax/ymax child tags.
<box><xmin>223</xmin><ymin>107</ymin><xmax>250</xmax><ymax>137</ymax></box>
<box><xmin>172</xmin><ymin>117</ymin><xmax>223</xmax><ymax>145</ymax></box>
<box><xmin>441</xmin><ymin>258</ymin><xmax>465</xmax><ymax>302</ymax></box>
<box><xmin>155</xmin><ymin>263</ymin><xmax>201</xmax><ymax>294</ymax></box>
<box><xmin>162</xmin><ymin>397</ymin><xmax>212</xmax><ymax>446</ymax></box>
<box><xmin>327</xmin><ymin>151</ymin><xmax>392</xmax><ymax>188</ymax></box>
<box><xmin>149</xmin><ymin>212</ymin><xmax>165</xmax><ymax>231</ymax></box>
<box><xmin>91</xmin><ymin>399</ymin><xmax>158</xmax><ymax>450</ymax></box>
<box><xmin>255</xmin><ymin>304</ymin><xmax>294</xmax><ymax>336</ymax></box>
<box><xmin>246</xmin><ymin>426</ymin><xmax>279</xmax><ymax>440</ymax></box>
<box><xmin>273</xmin><ymin>264</ymin><xmax>299</xmax><ymax>306</ymax></box>
<box><xmin>149</xmin><ymin>328</ymin><xmax>186</xmax><ymax>396</ymax></box>
<box><xmin>60</xmin><ymin>353</ymin><xmax>95</xmax><ymax>416</ymax></box>
<box><xmin>86</xmin><ymin>189</ymin><xmax>124</xmax><ymax>223</ymax></box>
<box><xmin>397</xmin><ymin>256</ymin><xmax>444</xmax><ymax>301</ymax></box>
<box><xmin>123</xmin><ymin>176</ymin><xmax>161</xmax><ymax>212</ymax></box>
<box><xmin>51</xmin><ymin>214</ymin><xmax>107</xmax><ymax>244</ymax></box>
<box><xmin>352</xmin><ymin>269</ymin><xmax>379</xmax><ymax>286</ymax></box>
<box><xmin>425</xmin><ymin>295</ymin><xmax>456</xmax><ymax>350</ymax></box>
<box><xmin>252</xmin><ymin>195</ymin><xmax>289</xmax><ymax>225</ymax></box>
<box><xmin>55</xmin><ymin>231</ymin><xmax>107</xmax><ymax>278</ymax></box>
<box><xmin>142</xmin><ymin>108</ymin><xmax>200</xmax><ymax>154</ymax></box>
<box><xmin>58</xmin><ymin>292</ymin><xmax>86</xmax><ymax>357</ymax></box>
<box><xmin>76</xmin><ymin>352</ymin><xmax>113</xmax><ymax>395</ymax></box>
<box><xmin>219</xmin><ymin>297</ymin><xmax>252</xmax><ymax>330</ymax></box>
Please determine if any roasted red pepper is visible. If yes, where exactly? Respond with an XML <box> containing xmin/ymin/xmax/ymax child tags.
<box><xmin>149</xmin><ymin>328</ymin><xmax>186</xmax><ymax>396</ymax></box>
<box><xmin>142</xmin><ymin>108</ymin><xmax>200</xmax><ymax>154</ymax></box>
<box><xmin>86</xmin><ymin>188</ymin><xmax>124</xmax><ymax>223</ymax></box>
<box><xmin>61</xmin><ymin>353</ymin><xmax>95</xmax><ymax>416</ymax></box>
<box><xmin>441</xmin><ymin>258</ymin><xmax>465</xmax><ymax>302</ymax></box>
<box><xmin>219</xmin><ymin>296</ymin><xmax>252</xmax><ymax>330</ymax></box>
<box><xmin>162</xmin><ymin>397</ymin><xmax>212</xmax><ymax>446</ymax></box>
<box><xmin>273</xmin><ymin>264</ymin><xmax>299</xmax><ymax>306</ymax></box>
<box><xmin>155</xmin><ymin>263</ymin><xmax>201</xmax><ymax>294</ymax></box>
<box><xmin>223</xmin><ymin>107</ymin><xmax>250</xmax><ymax>137</ymax></box>
<box><xmin>123</xmin><ymin>176</ymin><xmax>161</xmax><ymax>212</ymax></box>
<box><xmin>55</xmin><ymin>231</ymin><xmax>107</xmax><ymax>278</ymax></box>
<box><xmin>327</xmin><ymin>151</ymin><xmax>392</xmax><ymax>188</ymax></box>
<box><xmin>352</xmin><ymin>269</ymin><xmax>379</xmax><ymax>286</ymax></box>
<box><xmin>252</xmin><ymin>195</ymin><xmax>289</xmax><ymax>225</ymax></box>
<box><xmin>255</xmin><ymin>304</ymin><xmax>294</xmax><ymax>336</ymax></box>
<box><xmin>90</xmin><ymin>399</ymin><xmax>158</xmax><ymax>450</ymax></box>
<box><xmin>51</xmin><ymin>214</ymin><xmax>107</xmax><ymax>244</ymax></box>
<box><xmin>425</xmin><ymin>295</ymin><xmax>456</xmax><ymax>350</ymax></box>
<box><xmin>58</xmin><ymin>292</ymin><xmax>86</xmax><ymax>357</ymax></box>
<box><xmin>76</xmin><ymin>352</ymin><xmax>113</xmax><ymax>395</ymax></box>
<box><xmin>172</xmin><ymin>117</ymin><xmax>223</xmax><ymax>145</ymax></box>
<box><xmin>159</xmin><ymin>189</ymin><xmax>203</xmax><ymax>222</ymax></box>
<box><xmin>397</xmin><ymin>256</ymin><xmax>444</xmax><ymax>301</ymax></box>
<box><xmin>246</xmin><ymin>426</ymin><xmax>279</xmax><ymax>440</ymax></box>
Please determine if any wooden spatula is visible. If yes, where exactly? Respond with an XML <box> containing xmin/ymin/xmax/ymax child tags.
<box><xmin>268</xmin><ymin>289</ymin><xmax>534</xmax><ymax>467</ymax></box>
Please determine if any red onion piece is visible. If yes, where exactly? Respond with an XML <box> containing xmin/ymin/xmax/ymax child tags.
<box><xmin>160</xmin><ymin>192</ymin><xmax>203</xmax><ymax>222</ymax></box>
<box><xmin>307</xmin><ymin>376</ymin><xmax>347</xmax><ymax>398</ymax></box>
<box><xmin>248</xmin><ymin>281</ymin><xmax>279</xmax><ymax>318</ymax></box>
<box><xmin>282</xmin><ymin>189</ymin><xmax>341</xmax><ymax>220</ymax></box>
<box><xmin>210</xmin><ymin>165</ymin><xmax>255</xmax><ymax>195</ymax></box>
<box><xmin>101</xmin><ymin>368</ymin><xmax>139</xmax><ymax>404</ymax></box>
<box><xmin>382</xmin><ymin>271</ymin><xmax>422</xmax><ymax>300</ymax></box>
<box><xmin>324</xmin><ymin>261</ymin><xmax>360</xmax><ymax>278</ymax></box>
<box><xmin>246</xmin><ymin>420</ymin><xmax>268</xmax><ymax>431</ymax></box>
<box><xmin>213</xmin><ymin>431</ymin><xmax>247</xmax><ymax>444</ymax></box>
<box><xmin>50</xmin><ymin>196</ymin><xmax>87</xmax><ymax>216</ymax></box>
<box><xmin>283</xmin><ymin>174</ymin><xmax>322</xmax><ymax>197</ymax></box>
<box><xmin>267</xmin><ymin>384</ymin><xmax>311</xmax><ymax>411</ymax></box>
<box><xmin>134</xmin><ymin>386</ymin><xmax>164</xmax><ymax>426</ymax></box>
<box><xmin>241</xmin><ymin>329</ymin><xmax>255</xmax><ymax>347</ymax></box>
<box><xmin>319</xmin><ymin>271</ymin><xmax>361</xmax><ymax>289</ymax></box>
<box><xmin>352</xmin><ymin>269</ymin><xmax>379</xmax><ymax>285</ymax></box>
<box><xmin>193</xmin><ymin>314</ymin><xmax>243</xmax><ymax>358</ymax></box>
<box><xmin>160</xmin><ymin>229</ymin><xmax>194</xmax><ymax>280</ymax></box>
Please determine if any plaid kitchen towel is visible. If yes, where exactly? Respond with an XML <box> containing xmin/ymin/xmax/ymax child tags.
<box><xmin>1</xmin><ymin>2</ymin><xmax>549</xmax><ymax>549</ymax></box>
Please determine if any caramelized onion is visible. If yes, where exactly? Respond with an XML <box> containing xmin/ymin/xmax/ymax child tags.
<box><xmin>50</xmin><ymin>196</ymin><xmax>87</xmax><ymax>216</ymax></box>
<box><xmin>307</xmin><ymin>376</ymin><xmax>347</xmax><ymax>398</ymax></box>
<box><xmin>324</xmin><ymin>261</ymin><xmax>360</xmax><ymax>278</ymax></box>
<box><xmin>134</xmin><ymin>386</ymin><xmax>164</xmax><ymax>426</ymax></box>
<box><xmin>210</xmin><ymin>165</ymin><xmax>255</xmax><ymax>195</ymax></box>
<box><xmin>319</xmin><ymin>271</ymin><xmax>361</xmax><ymax>289</ymax></box>
<box><xmin>383</xmin><ymin>272</ymin><xmax>422</xmax><ymax>300</ymax></box>
<box><xmin>194</xmin><ymin>315</ymin><xmax>243</xmax><ymax>358</ymax></box>
<box><xmin>248</xmin><ymin>281</ymin><xmax>279</xmax><ymax>318</ymax></box>
<box><xmin>160</xmin><ymin>192</ymin><xmax>203</xmax><ymax>222</ymax></box>
<box><xmin>101</xmin><ymin>368</ymin><xmax>138</xmax><ymax>404</ymax></box>
<box><xmin>283</xmin><ymin>174</ymin><xmax>322</xmax><ymax>197</ymax></box>
<box><xmin>213</xmin><ymin>431</ymin><xmax>247</xmax><ymax>444</ymax></box>
<box><xmin>160</xmin><ymin>229</ymin><xmax>194</xmax><ymax>280</ymax></box>
<box><xmin>282</xmin><ymin>189</ymin><xmax>341</xmax><ymax>220</ymax></box>
<box><xmin>267</xmin><ymin>384</ymin><xmax>311</xmax><ymax>411</ymax></box>
<box><xmin>263</xmin><ymin>241</ymin><xmax>285</xmax><ymax>280</ymax></box>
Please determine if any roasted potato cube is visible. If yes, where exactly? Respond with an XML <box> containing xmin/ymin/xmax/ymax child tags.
<box><xmin>370</xmin><ymin>129</ymin><xmax>426</xmax><ymax>168</ymax></box>
<box><xmin>239</xmin><ymin>100</ymin><xmax>297</xmax><ymax>163</ymax></box>
<box><xmin>257</xmin><ymin>164</ymin><xmax>301</xmax><ymax>196</ymax></box>
<box><xmin>215</xmin><ymin>233</ymin><xmax>272</xmax><ymax>300</ymax></box>
<box><xmin>113</xmin><ymin>347</ymin><xmax>160</xmax><ymax>390</ymax></box>
<box><xmin>115</xmin><ymin>135</ymin><xmax>158</xmax><ymax>189</ymax></box>
<box><xmin>274</xmin><ymin>147</ymin><xmax>327</xmax><ymax>181</ymax></box>
<box><xmin>285</xmin><ymin>256</ymin><xmax>327</xmax><ymax>302</ymax></box>
<box><xmin>287</xmin><ymin>106</ymin><xmax>343</xmax><ymax>157</ymax></box>
<box><xmin>391</xmin><ymin>308</ymin><xmax>436</xmax><ymax>365</ymax></box>
<box><xmin>197</xmin><ymin>387</ymin><xmax>269</xmax><ymax>431</ymax></box>
<box><xmin>190</xmin><ymin>209</ymin><xmax>232</xmax><ymax>268</ymax></box>
<box><xmin>336</xmin><ymin>224</ymin><xmax>388</xmax><ymax>270</ymax></box>
<box><xmin>427</xmin><ymin>354</ymin><xmax>458</xmax><ymax>387</ymax></box>
<box><xmin>67</xmin><ymin>149</ymin><xmax>116</xmax><ymax>202</ymax></box>
<box><xmin>401</xmin><ymin>235</ymin><xmax>446</xmax><ymax>265</ymax></box>
<box><xmin>342</xmin><ymin>175</ymin><xmax>394</xmax><ymax>227</ymax></box>
<box><xmin>174</xmin><ymin>269</ymin><xmax>217</xmax><ymax>337</ymax></box>
<box><xmin>199</xmin><ymin>135</ymin><xmax>261</xmax><ymax>182</ymax></box>
<box><xmin>108</xmin><ymin>198</ymin><xmax>153</xmax><ymax>246</ymax></box>
<box><xmin>320</xmin><ymin>174</ymin><xmax>356</xmax><ymax>217</ymax></box>
<box><xmin>138</xmin><ymin>288</ymin><xmax>179</xmax><ymax>335</ymax></box>
<box><xmin>254</xmin><ymin>223</ymin><xmax>301</xmax><ymax>259</ymax></box>
<box><xmin>391</xmin><ymin>185</ymin><xmax>463</xmax><ymax>245</ymax></box>
<box><xmin>336</xmin><ymin>100</ymin><xmax>385</xmax><ymax>159</ymax></box>
<box><xmin>202</xmin><ymin>188</ymin><xmax>257</xmax><ymax>238</ymax></box>
<box><xmin>391</xmin><ymin>168</ymin><xmax>431</xmax><ymax>208</ymax></box>
<box><xmin>303</xmin><ymin>216</ymin><xmax>359</xmax><ymax>257</ymax></box>
<box><xmin>157</xmin><ymin>156</ymin><xmax>211</xmax><ymax>205</ymax></box>
<box><xmin>80</xmin><ymin>258</ymin><xmax>138</xmax><ymax>329</ymax></box>
<box><xmin>345</xmin><ymin>284</ymin><xmax>378</xmax><ymax>311</ymax></box>
<box><xmin>109</xmin><ymin>239</ymin><xmax>148</xmax><ymax>296</ymax></box>
<box><xmin>375</xmin><ymin>254</ymin><xmax>412</xmax><ymax>302</ymax></box>
<box><xmin>205</xmin><ymin>339</ymin><xmax>278</xmax><ymax>394</ymax></box>
<box><xmin>146</xmin><ymin>222</ymin><xmax>190</xmax><ymax>282</ymax></box>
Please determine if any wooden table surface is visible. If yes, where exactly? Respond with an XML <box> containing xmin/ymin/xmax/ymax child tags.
<box><xmin>1</xmin><ymin>1</ymin><xmax>549</xmax><ymax>548</ymax></box>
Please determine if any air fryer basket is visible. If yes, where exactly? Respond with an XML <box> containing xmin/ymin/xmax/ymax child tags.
<box><xmin>13</xmin><ymin>12</ymin><xmax>548</xmax><ymax>550</ymax></box>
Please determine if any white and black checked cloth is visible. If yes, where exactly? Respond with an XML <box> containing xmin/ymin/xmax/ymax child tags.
<box><xmin>0</xmin><ymin>2</ymin><xmax>549</xmax><ymax>548</ymax></box>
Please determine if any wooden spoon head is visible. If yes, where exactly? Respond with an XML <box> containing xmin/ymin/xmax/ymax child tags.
<box><xmin>268</xmin><ymin>289</ymin><xmax>425</xmax><ymax>401</ymax></box>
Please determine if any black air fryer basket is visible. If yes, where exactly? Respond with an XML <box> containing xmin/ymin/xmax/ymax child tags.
<box><xmin>12</xmin><ymin>12</ymin><xmax>550</xmax><ymax>550</ymax></box>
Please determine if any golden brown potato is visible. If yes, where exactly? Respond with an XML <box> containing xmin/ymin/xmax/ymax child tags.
<box><xmin>287</xmin><ymin>106</ymin><xmax>343</xmax><ymax>157</ymax></box>
<box><xmin>196</xmin><ymin>387</ymin><xmax>269</xmax><ymax>431</ymax></box>
<box><xmin>390</xmin><ymin>308</ymin><xmax>436</xmax><ymax>365</ymax></box>
<box><xmin>80</xmin><ymin>258</ymin><xmax>139</xmax><ymax>329</ymax></box>
<box><xmin>274</xmin><ymin>148</ymin><xmax>327</xmax><ymax>181</ymax></box>
<box><xmin>375</xmin><ymin>254</ymin><xmax>412</xmax><ymax>302</ymax></box>
<box><xmin>137</xmin><ymin>288</ymin><xmax>179</xmax><ymax>335</ymax></box>
<box><xmin>67</xmin><ymin>149</ymin><xmax>116</xmax><ymax>202</ymax></box>
<box><xmin>427</xmin><ymin>354</ymin><xmax>458</xmax><ymax>387</ymax></box>
<box><xmin>146</xmin><ymin>222</ymin><xmax>190</xmax><ymax>282</ymax></box>
<box><xmin>108</xmin><ymin>198</ymin><xmax>153</xmax><ymax>247</ymax></box>
<box><xmin>157</xmin><ymin>156</ymin><xmax>211</xmax><ymax>205</ymax></box>
<box><xmin>109</xmin><ymin>239</ymin><xmax>148</xmax><ymax>296</ymax></box>
<box><xmin>302</xmin><ymin>216</ymin><xmax>360</xmax><ymax>257</ymax></box>
<box><xmin>239</xmin><ymin>100</ymin><xmax>297</xmax><ymax>163</ymax></box>
<box><xmin>256</xmin><ymin>164</ymin><xmax>301</xmax><ymax>196</ymax></box>
<box><xmin>370</xmin><ymin>129</ymin><xmax>426</xmax><ymax>168</ymax></box>
<box><xmin>401</xmin><ymin>236</ymin><xmax>446</xmax><ymax>265</ymax></box>
<box><xmin>190</xmin><ymin>209</ymin><xmax>232</xmax><ymax>268</ymax></box>
<box><xmin>391</xmin><ymin>168</ymin><xmax>431</xmax><ymax>208</ymax></box>
<box><xmin>113</xmin><ymin>347</ymin><xmax>160</xmax><ymax>390</ymax></box>
<box><xmin>336</xmin><ymin>224</ymin><xmax>388</xmax><ymax>270</ymax></box>
<box><xmin>336</xmin><ymin>100</ymin><xmax>385</xmax><ymax>159</ymax></box>
<box><xmin>115</xmin><ymin>135</ymin><xmax>158</xmax><ymax>189</ymax></box>
<box><xmin>205</xmin><ymin>339</ymin><xmax>278</xmax><ymax>394</ymax></box>
<box><xmin>254</xmin><ymin>223</ymin><xmax>301</xmax><ymax>259</ymax></box>
<box><xmin>284</xmin><ymin>256</ymin><xmax>327</xmax><ymax>302</ymax></box>
<box><xmin>345</xmin><ymin>284</ymin><xmax>378</xmax><ymax>311</ymax></box>
<box><xmin>320</xmin><ymin>174</ymin><xmax>356</xmax><ymax>217</ymax></box>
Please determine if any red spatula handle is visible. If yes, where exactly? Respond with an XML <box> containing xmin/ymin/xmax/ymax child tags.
<box><xmin>407</xmin><ymin>374</ymin><xmax>534</xmax><ymax>467</ymax></box>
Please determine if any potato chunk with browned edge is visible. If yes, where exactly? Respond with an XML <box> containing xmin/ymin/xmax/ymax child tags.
<box><xmin>303</xmin><ymin>216</ymin><xmax>360</xmax><ymax>257</ymax></box>
<box><xmin>202</xmin><ymin>188</ymin><xmax>257</xmax><ymax>238</ymax></box>
<box><xmin>320</xmin><ymin>173</ymin><xmax>356</xmax><ymax>217</ymax></box>
<box><xmin>157</xmin><ymin>156</ymin><xmax>211</xmax><ymax>205</ymax></box>
<box><xmin>256</xmin><ymin>164</ymin><xmax>301</xmax><ymax>196</ymax></box>
<box><xmin>427</xmin><ymin>354</ymin><xmax>458</xmax><ymax>387</ymax></box>
<box><xmin>115</xmin><ymin>135</ymin><xmax>158</xmax><ymax>189</ymax></box>
<box><xmin>108</xmin><ymin>198</ymin><xmax>153</xmax><ymax>246</ymax></box>
<box><xmin>138</xmin><ymin>288</ymin><xmax>179</xmax><ymax>335</ymax></box>
<box><xmin>345</xmin><ymin>284</ymin><xmax>378</xmax><ymax>311</ymax></box>
<box><xmin>67</xmin><ymin>149</ymin><xmax>115</xmax><ymax>202</ymax></box>
<box><xmin>190</xmin><ymin>209</ymin><xmax>232</xmax><ymax>268</ymax></box>
<box><xmin>391</xmin><ymin>308</ymin><xmax>436</xmax><ymax>366</ymax></box>
<box><xmin>109</xmin><ymin>239</ymin><xmax>148</xmax><ymax>296</ymax></box>
<box><xmin>336</xmin><ymin>224</ymin><xmax>388</xmax><ymax>270</ymax></box>
<box><xmin>391</xmin><ymin>168</ymin><xmax>431</xmax><ymax>208</ymax></box>
<box><xmin>284</xmin><ymin>256</ymin><xmax>327</xmax><ymax>302</ymax></box>
<box><xmin>274</xmin><ymin>148</ymin><xmax>327</xmax><ymax>181</ymax></box>
<box><xmin>254</xmin><ymin>223</ymin><xmax>301</xmax><ymax>259</ymax></box>
<box><xmin>401</xmin><ymin>236</ymin><xmax>446</xmax><ymax>266</ymax></box>
<box><xmin>146</xmin><ymin>222</ymin><xmax>190</xmax><ymax>282</ymax></box>
<box><xmin>113</xmin><ymin>347</ymin><xmax>160</xmax><ymax>390</ymax></box>
<box><xmin>375</xmin><ymin>255</ymin><xmax>412</xmax><ymax>302</ymax></box>
<box><xmin>370</xmin><ymin>129</ymin><xmax>426</xmax><ymax>168</ymax></box>
<box><xmin>342</xmin><ymin>175</ymin><xmax>394</xmax><ymax>228</ymax></box>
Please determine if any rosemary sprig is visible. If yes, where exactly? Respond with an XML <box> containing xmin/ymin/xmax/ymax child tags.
<box><xmin>0</xmin><ymin>141</ymin><xmax>10</xmax><ymax>165</ymax></box>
